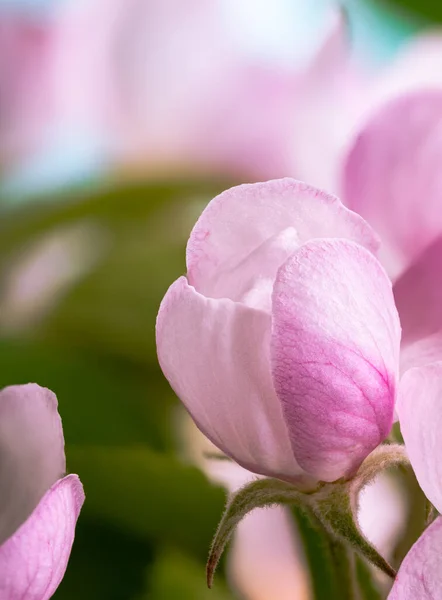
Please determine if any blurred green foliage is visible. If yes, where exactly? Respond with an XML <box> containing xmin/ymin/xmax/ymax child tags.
<box><xmin>0</xmin><ymin>180</ymin><xmax>236</xmax><ymax>599</ymax></box>
<box><xmin>142</xmin><ymin>549</ymin><xmax>233</xmax><ymax>600</ymax></box>
<box><xmin>379</xmin><ymin>0</ymin><xmax>439</xmax><ymax>21</ymax></box>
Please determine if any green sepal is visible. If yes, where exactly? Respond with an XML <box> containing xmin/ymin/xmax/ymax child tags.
<box><xmin>206</xmin><ymin>477</ymin><xmax>312</xmax><ymax>588</ymax></box>
<box><xmin>313</xmin><ymin>481</ymin><xmax>397</xmax><ymax>579</ymax></box>
<box><xmin>312</xmin><ymin>445</ymin><xmax>411</xmax><ymax>580</ymax></box>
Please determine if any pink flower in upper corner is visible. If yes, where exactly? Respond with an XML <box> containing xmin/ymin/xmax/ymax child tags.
<box><xmin>0</xmin><ymin>0</ymin><xmax>124</xmax><ymax>170</ymax></box>
<box><xmin>156</xmin><ymin>178</ymin><xmax>403</xmax><ymax>484</ymax></box>
<box><xmin>294</xmin><ymin>16</ymin><xmax>442</xmax><ymax>196</ymax></box>
<box><xmin>342</xmin><ymin>90</ymin><xmax>442</xmax><ymax>372</ymax></box>
<box><xmin>0</xmin><ymin>384</ymin><xmax>84</xmax><ymax>600</ymax></box>
<box><xmin>111</xmin><ymin>0</ymin><xmax>299</xmax><ymax>181</ymax></box>
<box><xmin>387</xmin><ymin>362</ymin><xmax>442</xmax><ymax>599</ymax></box>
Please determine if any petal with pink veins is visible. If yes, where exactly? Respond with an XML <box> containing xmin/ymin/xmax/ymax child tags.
<box><xmin>388</xmin><ymin>517</ymin><xmax>442</xmax><ymax>600</ymax></box>
<box><xmin>156</xmin><ymin>276</ymin><xmax>308</xmax><ymax>483</ymax></box>
<box><xmin>0</xmin><ymin>474</ymin><xmax>84</xmax><ymax>600</ymax></box>
<box><xmin>0</xmin><ymin>384</ymin><xmax>66</xmax><ymax>546</ymax></box>
<box><xmin>271</xmin><ymin>239</ymin><xmax>400</xmax><ymax>481</ymax></box>
<box><xmin>207</xmin><ymin>227</ymin><xmax>300</xmax><ymax>312</ymax></box>
<box><xmin>187</xmin><ymin>178</ymin><xmax>379</xmax><ymax>296</ymax></box>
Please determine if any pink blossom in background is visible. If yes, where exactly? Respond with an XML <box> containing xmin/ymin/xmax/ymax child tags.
<box><xmin>358</xmin><ymin>473</ymin><xmax>408</xmax><ymax>563</ymax></box>
<box><xmin>0</xmin><ymin>0</ymin><xmax>123</xmax><ymax>172</ymax></box>
<box><xmin>0</xmin><ymin>0</ymin><xmax>298</xmax><ymax>180</ymax></box>
<box><xmin>156</xmin><ymin>178</ymin><xmax>404</xmax><ymax>484</ymax></box>
<box><xmin>291</xmin><ymin>17</ymin><xmax>442</xmax><ymax>195</ymax></box>
<box><xmin>0</xmin><ymin>384</ymin><xmax>84</xmax><ymax>600</ymax></box>
<box><xmin>117</xmin><ymin>6</ymin><xmax>442</xmax><ymax>185</ymax></box>
<box><xmin>341</xmin><ymin>90</ymin><xmax>442</xmax><ymax>372</ymax></box>
<box><xmin>287</xmin><ymin>11</ymin><xmax>369</xmax><ymax>193</ymax></box>
<box><xmin>108</xmin><ymin>0</ymin><xmax>300</xmax><ymax>180</ymax></box>
<box><xmin>5</xmin><ymin>1</ymin><xmax>442</xmax><ymax>190</ymax></box>
<box><xmin>0</xmin><ymin>14</ymin><xmax>53</xmax><ymax>169</ymax></box>
<box><xmin>343</xmin><ymin>90</ymin><xmax>442</xmax><ymax>280</ymax></box>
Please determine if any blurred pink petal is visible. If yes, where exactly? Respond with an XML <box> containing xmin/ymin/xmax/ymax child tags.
<box><xmin>343</xmin><ymin>90</ymin><xmax>442</xmax><ymax>280</ymax></box>
<box><xmin>0</xmin><ymin>0</ymin><xmax>123</xmax><ymax>168</ymax></box>
<box><xmin>186</xmin><ymin>178</ymin><xmax>379</xmax><ymax>297</ymax></box>
<box><xmin>156</xmin><ymin>276</ymin><xmax>304</xmax><ymax>482</ymax></box>
<box><xmin>293</xmin><ymin>23</ymin><xmax>442</xmax><ymax>196</ymax></box>
<box><xmin>398</xmin><ymin>363</ymin><xmax>442</xmax><ymax>513</ymax></box>
<box><xmin>388</xmin><ymin>517</ymin><xmax>442</xmax><ymax>600</ymax></box>
<box><xmin>0</xmin><ymin>384</ymin><xmax>65</xmax><ymax>546</ymax></box>
<box><xmin>289</xmin><ymin>11</ymin><xmax>369</xmax><ymax>193</ymax></box>
<box><xmin>0</xmin><ymin>14</ymin><xmax>53</xmax><ymax>166</ymax></box>
<box><xmin>358</xmin><ymin>472</ymin><xmax>408</xmax><ymax>561</ymax></box>
<box><xmin>0</xmin><ymin>474</ymin><xmax>84</xmax><ymax>600</ymax></box>
<box><xmin>374</xmin><ymin>32</ymin><xmax>442</xmax><ymax>104</ymax></box>
<box><xmin>46</xmin><ymin>0</ymin><xmax>124</xmax><ymax>138</ymax></box>
<box><xmin>229</xmin><ymin>502</ymin><xmax>311</xmax><ymax>600</ymax></box>
<box><xmin>394</xmin><ymin>237</ymin><xmax>442</xmax><ymax>370</ymax></box>
<box><xmin>112</xmin><ymin>0</ymin><xmax>300</xmax><ymax>178</ymax></box>
<box><xmin>271</xmin><ymin>239</ymin><xmax>400</xmax><ymax>481</ymax></box>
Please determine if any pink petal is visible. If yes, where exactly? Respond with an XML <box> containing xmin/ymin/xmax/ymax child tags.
<box><xmin>388</xmin><ymin>517</ymin><xmax>442</xmax><ymax>600</ymax></box>
<box><xmin>156</xmin><ymin>276</ymin><xmax>307</xmax><ymax>483</ymax></box>
<box><xmin>0</xmin><ymin>384</ymin><xmax>66</xmax><ymax>546</ymax></box>
<box><xmin>271</xmin><ymin>239</ymin><xmax>400</xmax><ymax>482</ymax></box>
<box><xmin>375</xmin><ymin>32</ymin><xmax>442</xmax><ymax>105</ymax></box>
<box><xmin>187</xmin><ymin>178</ymin><xmax>379</xmax><ymax>297</ymax></box>
<box><xmin>0</xmin><ymin>474</ymin><xmax>84</xmax><ymax>600</ymax></box>
<box><xmin>289</xmin><ymin>11</ymin><xmax>370</xmax><ymax>194</ymax></box>
<box><xmin>397</xmin><ymin>363</ymin><xmax>442</xmax><ymax>513</ymax></box>
<box><xmin>343</xmin><ymin>90</ymin><xmax>442</xmax><ymax>280</ymax></box>
<box><xmin>228</xmin><ymin>504</ymin><xmax>310</xmax><ymax>600</ymax></box>
<box><xmin>400</xmin><ymin>335</ymin><xmax>442</xmax><ymax>374</ymax></box>
<box><xmin>204</xmin><ymin>227</ymin><xmax>300</xmax><ymax>312</ymax></box>
<box><xmin>394</xmin><ymin>236</ymin><xmax>442</xmax><ymax>371</ymax></box>
<box><xmin>358</xmin><ymin>472</ymin><xmax>408</xmax><ymax>561</ymax></box>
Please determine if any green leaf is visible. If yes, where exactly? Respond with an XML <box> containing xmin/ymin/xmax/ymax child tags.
<box><xmin>293</xmin><ymin>505</ymin><xmax>361</xmax><ymax>600</ymax></box>
<box><xmin>355</xmin><ymin>555</ymin><xmax>384</xmax><ymax>600</ymax></box>
<box><xmin>53</xmin><ymin>517</ymin><xmax>154</xmax><ymax>600</ymax></box>
<box><xmin>292</xmin><ymin>505</ymin><xmax>336</xmax><ymax>600</ymax></box>
<box><xmin>0</xmin><ymin>180</ymin><xmax>229</xmax><ymax>364</ymax></box>
<box><xmin>141</xmin><ymin>549</ymin><xmax>234</xmax><ymax>600</ymax></box>
<box><xmin>206</xmin><ymin>478</ymin><xmax>313</xmax><ymax>588</ymax></box>
<box><xmin>0</xmin><ymin>337</ymin><xmax>174</xmax><ymax>450</ymax></box>
<box><xmin>68</xmin><ymin>445</ymin><xmax>226</xmax><ymax>560</ymax></box>
<box><xmin>0</xmin><ymin>179</ymin><xmax>226</xmax><ymax>250</ymax></box>
<box><xmin>379</xmin><ymin>0</ymin><xmax>442</xmax><ymax>22</ymax></box>
<box><xmin>294</xmin><ymin>506</ymin><xmax>383</xmax><ymax>600</ymax></box>
<box><xmin>328</xmin><ymin>541</ymin><xmax>359</xmax><ymax>600</ymax></box>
